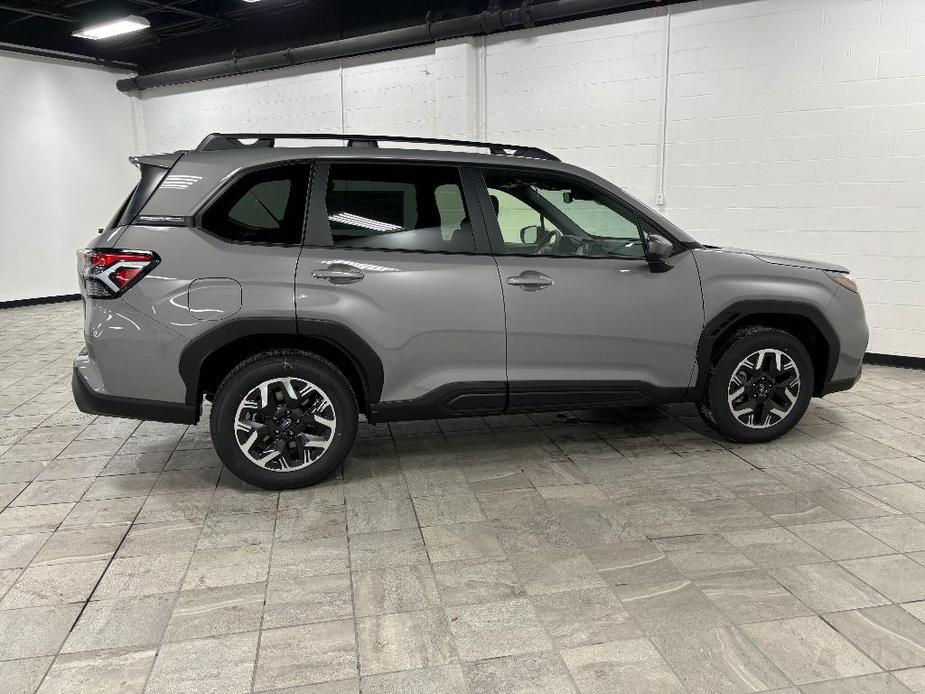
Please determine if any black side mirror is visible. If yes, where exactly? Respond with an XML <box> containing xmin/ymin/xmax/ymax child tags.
<box><xmin>520</xmin><ymin>225</ymin><xmax>540</xmax><ymax>244</ymax></box>
<box><xmin>645</xmin><ymin>233</ymin><xmax>674</xmax><ymax>272</ymax></box>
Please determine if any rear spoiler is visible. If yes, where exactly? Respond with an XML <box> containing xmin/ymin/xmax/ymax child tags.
<box><xmin>129</xmin><ymin>152</ymin><xmax>186</xmax><ymax>169</ymax></box>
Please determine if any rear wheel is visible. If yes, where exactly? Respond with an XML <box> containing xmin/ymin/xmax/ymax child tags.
<box><xmin>698</xmin><ymin>327</ymin><xmax>813</xmax><ymax>443</ymax></box>
<box><xmin>210</xmin><ymin>350</ymin><xmax>357</xmax><ymax>489</ymax></box>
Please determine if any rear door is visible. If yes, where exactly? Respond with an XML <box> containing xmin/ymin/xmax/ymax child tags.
<box><xmin>295</xmin><ymin>161</ymin><xmax>507</xmax><ymax>414</ymax></box>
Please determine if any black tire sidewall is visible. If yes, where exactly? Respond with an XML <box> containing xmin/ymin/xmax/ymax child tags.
<box><xmin>706</xmin><ymin>329</ymin><xmax>814</xmax><ymax>443</ymax></box>
<box><xmin>211</xmin><ymin>354</ymin><xmax>357</xmax><ymax>490</ymax></box>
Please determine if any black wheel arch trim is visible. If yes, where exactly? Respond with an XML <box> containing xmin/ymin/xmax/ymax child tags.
<box><xmin>690</xmin><ymin>300</ymin><xmax>840</xmax><ymax>399</ymax></box>
<box><xmin>177</xmin><ymin>317</ymin><xmax>385</xmax><ymax>409</ymax></box>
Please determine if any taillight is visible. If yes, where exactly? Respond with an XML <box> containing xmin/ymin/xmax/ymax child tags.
<box><xmin>77</xmin><ymin>248</ymin><xmax>159</xmax><ymax>298</ymax></box>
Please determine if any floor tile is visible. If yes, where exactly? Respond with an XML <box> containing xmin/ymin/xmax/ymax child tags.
<box><xmin>37</xmin><ymin>648</ymin><xmax>155</xmax><ymax>694</ymax></box>
<box><xmin>614</xmin><ymin>579</ymin><xmax>730</xmax><ymax>635</ymax></box>
<box><xmin>798</xmin><ymin>672</ymin><xmax>914</xmax><ymax>693</ymax></box>
<box><xmin>1</xmin><ymin>559</ymin><xmax>108</xmax><ymax>608</ymax></box>
<box><xmin>560</xmin><ymin>637</ymin><xmax>685</xmax><ymax>693</ymax></box>
<box><xmin>61</xmin><ymin>593</ymin><xmax>175</xmax><ymax>652</ymax></box>
<box><xmin>93</xmin><ymin>552</ymin><xmax>190</xmax><ymax>598</ymax></box>
<box><xmin>0</xmin><ymin>604</ymin><xmax>81</xmax><ymax>659</ymax></box>
<box><xmin>264</xmin><ymin>572</ymin><xmax>353</xmax><ymax>628</ymax></box>
<box><xmin>582</xmin><ymin>540</ymin><xmax>682</xmax><ymax>586</ymax></box>
<box><xmin>741</xmin><ymin>616</ymin><xmax>879</xmax><ymax>685</ymax></box>
<box><xmin>163</xmin><ymin>583</ymin><xmax>265</xmax><ymax>642</ymax></box>
<box><xmin>421</xmin><ymin>522</ymin><xmax>505</xmax><ymax>563</ymax></box>
<box><xmin>445</xmin><ymin>598</ymin><xmax>551</xmax><ymax>661</ymax></box>
<box><xmin>790</xmin><ymin>520</ymin><xmax>894</xmax><ymax>560</ymax></box>
<box><xmin>508</xmin><ymin>548</ymin><xmax>607</xmax><ymax>595</ymax></box>
<box><xmin>696</xmin><ymin>569</ymin><xmax>812</xmax><ymax>623</ymax></box>
<box><xmin>841</xmin><ymin>554</ymin><xmax>925</xmax><ymax>603</ymax></box>
<box><xmin>653</xmin><ymin>626</ymin><xmax>790</xmax><ymax>694</ymax></box>
<box><xmin>357</xmin><ymin>608</ymin><xmax>456</xmax><ymax>675</ymax></box>
<box><xmin>721</xmin><ymin>527</ymin><xmax>827</xmax><ymax>567</ymax></box>
<box><xmin>0</xmin><ymin>656</ymin><xmax>52</xmax><ymax>694</ymax></box>
<box><xmin>146</xmin><ymin>631</ymin><xmax>258</xmax><ymax>694</ymax></box>
<box><xmin>463</xmin><ymin>653</ymin><xmax>576</xmax><ymax>694</ymax></box>
<box><xmin>824</xmin><ymin>605</ymin><xmax>925</xmax><ymax>670</ymax></box>
<box><xmin>182</xmin><ymin>544</ymin><xmax>271</xmax><ymax>590</ymax></box>
<box><xmin>653</xmin><ymin>533</ymin><xmax>756</xmax><ymax>578</ymax></box>
<box><xmin>353</xmin><ymin>564</ymin><xmax>439</xmax><ymax>617</ymax></box>
<box><xmin>348</xmin><ymin>529</ymin><xmax>428</xmax><ymax>571</ymax></box>
<box><xmin>531</xmin><ymin>587</ymin><xmax>640</xmax><ymax>648</ymax></box>
<box><xmin>771</xmin><ymin>562</ymin><xmax>889</xmax><ymax>612</ymax></box>
<box><xmin>364</xmin><ymin>664</ymin><xmax>467</xmax><ymax>694</ymax></box>
<box><xmin>254</xmin><ymin>620</ymin><xmax>356</xmax><ymax>690</ymax></box>
<box><xmin>854</xmin><ymin>515</ymin><xmax>925</xmax><ymax>552</ymax></box>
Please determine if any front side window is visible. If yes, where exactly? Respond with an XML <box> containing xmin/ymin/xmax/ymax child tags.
<box><xmin>324</xmin><ymin>163</ymin><xmax>474</xmax><ymax>253</ymax></box>
<box><xmin>483</xmin><ymin>169</ymin><xmax>645</xmax><ymax>259</ymax></box>
<box><xmin>202</xmin><ymin>164</ymin><xmax>309</xmax><ymax>244</ymax></box>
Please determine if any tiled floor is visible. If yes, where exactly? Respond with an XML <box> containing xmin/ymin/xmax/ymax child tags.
<box><xmin>1</xmin><ymin>301</ymin><xmax>925</xmax><ymax>694</ymax></box>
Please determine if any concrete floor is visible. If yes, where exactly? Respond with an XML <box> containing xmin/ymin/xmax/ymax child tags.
<box><xmin>1</xmin><ymin>302</ymin><xmax>925</xmax><ymax>694</ymax></box>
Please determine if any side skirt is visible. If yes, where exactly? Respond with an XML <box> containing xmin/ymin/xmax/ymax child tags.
<box><xmin>368</xmin><ymin>381</ymin><xmax>689</xmax><ymax>424</ymax></box>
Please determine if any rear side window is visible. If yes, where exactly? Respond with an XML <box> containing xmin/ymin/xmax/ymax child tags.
<box><xmin>106</xmin><ymin>165</ymin><xmax>168</xmax><ymax>230</ymax></box>
<box><xmin>202</xmin><ymin>164</ymin><xmax>309</xmax><ymax>244</ymax></box>
<box><xmin>323</xmin><ymin>163</ymin><xmax>474</xmax><ymax>253</ymax></box>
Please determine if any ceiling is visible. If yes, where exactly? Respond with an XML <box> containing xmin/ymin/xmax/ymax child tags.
<box><xmin>0</xmin><ymin>1</ymin><xmax>489</xmax><ymax>74</ymax></box>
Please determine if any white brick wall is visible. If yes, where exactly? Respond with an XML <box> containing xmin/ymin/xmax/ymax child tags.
<box><xmin>133</xmin><ymin>0</ymin><xmax>925</xmax><ymax>357</ymax></box>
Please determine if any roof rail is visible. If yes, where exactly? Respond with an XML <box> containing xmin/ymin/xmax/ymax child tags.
<box><xmin>195</xmin><ymin>133</ymin><xmax>560</xmax><ymax>161</ymax></box>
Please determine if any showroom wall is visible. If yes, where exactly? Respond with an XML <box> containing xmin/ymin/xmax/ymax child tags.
<box><xmin>5</xmin><ymin>0</ymin><xmax>921</xmax><ymax>357</ymax></box>
<box><xmin>0</xmin><ymin>53</ymin><xmax>137</xmax><ymax>303</ymax></box>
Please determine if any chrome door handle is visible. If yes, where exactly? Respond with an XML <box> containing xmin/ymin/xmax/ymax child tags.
<box><xmin>506</xmin><ymin>271</ymin><xmax>553</xmax><ymax>291</ymax></box>
<box><xmin>312</xmin><ymin>264</ymin><xmax>365</xmax><ymax>285</ymax></box>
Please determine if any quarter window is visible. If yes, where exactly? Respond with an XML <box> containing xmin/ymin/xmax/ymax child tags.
<box><xmin>324</xmin><ymin>163</ymin><xmax>474</xmax><ymax>253</ymax></box>
<box><xmin>202</xmin><ymin>164</ymin><xmax>309</xmax><ymax>244</ymax></box>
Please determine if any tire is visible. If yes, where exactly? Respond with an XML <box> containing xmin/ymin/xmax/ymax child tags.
<box><xmin>210</xmin><ymin>350</ymin><xmax>358</xmax><ymax>490</ymax></box>
<box><xmin>697</xmin><ymin>326</ymin><xmax>814</xmax><ymax>444</ymax></box>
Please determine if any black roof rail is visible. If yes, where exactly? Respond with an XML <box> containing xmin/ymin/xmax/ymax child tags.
<box><xmin>195</xmin><ymin>133</ymin><xmax>560</xmax><ymax>161</ymax></box>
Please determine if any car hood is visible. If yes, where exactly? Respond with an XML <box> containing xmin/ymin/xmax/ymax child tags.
<box><xmin>702</xmin><ymin>246</ymin><xmax>850</xmax><ymax>273</ymax></box>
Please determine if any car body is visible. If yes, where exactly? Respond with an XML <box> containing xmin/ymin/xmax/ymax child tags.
<box><xmin>73</xmin><ymin>133</ymin><xmax>868</xmax><ymax>488</ymax></box>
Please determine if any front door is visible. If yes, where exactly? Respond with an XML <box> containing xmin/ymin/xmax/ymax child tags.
<box><xmin>475</xmin><ymin>166</ymin><xmax>703</xmax><ymax>408</ymax></box>
<box><xmin>295</xmin><ymin>161</ymin><xmax>507</xmax><ymax>415</ymax></box>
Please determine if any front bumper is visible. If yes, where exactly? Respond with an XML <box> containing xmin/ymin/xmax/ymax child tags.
<box><xmin>72</xmin><ymin>363</ymin><xmax>197</xmax><ymax>424</ymax></box>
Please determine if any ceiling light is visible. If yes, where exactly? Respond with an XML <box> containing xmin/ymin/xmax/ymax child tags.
<box><xmin>72</xmin><ymin>16</ymin><xmax>150</xmax><ymax>40</ymax></box>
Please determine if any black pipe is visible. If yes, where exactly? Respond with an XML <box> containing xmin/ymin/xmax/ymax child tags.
<box><xmin>0</xmin><ymin>41</ymin><xmax>136</xmax><ymax>70</ymax></box>
<box><xmin>118</xmin><ymin>0</ymin><xmax>686</xmax><ymax>92</ymax></box>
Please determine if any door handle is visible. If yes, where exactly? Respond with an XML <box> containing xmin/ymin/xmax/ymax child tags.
<box><xmin>506</xmin><ymin>270</ymin><xmax>553</xmax><ymax>291</ymax></box>
<box><xmin>312</xmin><ymin>264</ymin><xmax>365</xmax><ymax>285</ymax></box>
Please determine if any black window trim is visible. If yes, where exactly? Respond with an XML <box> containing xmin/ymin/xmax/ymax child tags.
<box><xmin>471</xmin><ymin>164</ymin><xmax>683</xmax><ymax>261</ymax></box>
<box><xmin>192</xmin><ymin>159</ymin><xmax>315</xmax><ymax>248</ymax></box>
<box><xmin>304</xmin><ymin>159</ymin><xmax>494</xmax><ymax>256</ymax></box>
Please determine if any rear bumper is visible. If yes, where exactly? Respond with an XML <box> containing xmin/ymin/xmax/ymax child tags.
<box><xmin>820</xmin><ymin>365</ymin><xmax>862</xmax><ymax>397</ymax></box>
<box><xmin>72</xmin><ymin>363</ymin><xmax>197</xmax><ymax>424</ymax></box>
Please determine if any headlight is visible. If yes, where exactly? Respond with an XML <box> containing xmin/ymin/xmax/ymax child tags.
<box><xmin>824</xmin><ymin>270</ymin><xmax>859</xmax><ymax>293</ymax></box>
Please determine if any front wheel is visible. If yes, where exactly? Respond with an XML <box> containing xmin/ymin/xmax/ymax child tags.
<box><xmin>698</xmin><ymin>327</ymin><xmax>814</xmax><ymax>443</ymax></box>
<box><xmin>210</xmin><ymin>350</ymin><xmax>358</xmax><ymax>489</ymax></box>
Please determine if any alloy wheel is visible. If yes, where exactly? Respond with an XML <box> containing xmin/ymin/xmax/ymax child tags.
<box><xmin>233</xmin><ymin>376</ymin><xmax>336</xmax><ymax>471</ymax></box>
<box><xmin>726</xmin><ymin>348</ymin><xmax>801</xmax><ymax>429</ymax></box>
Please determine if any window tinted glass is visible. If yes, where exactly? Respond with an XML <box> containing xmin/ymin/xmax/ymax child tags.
<box><xmin>324</xmin><ymin>164</ymin><xmax>474</xmax><ymax>253</ymax></box>
<box><xmin>484</xmin><ymin>170</ymin><xmax>644</xmax><ymax>259</ymax></box>
<box><xmin>202</xmin><ymin>164</ymin><xmax>308</xmax><ymax>244</ymax></box>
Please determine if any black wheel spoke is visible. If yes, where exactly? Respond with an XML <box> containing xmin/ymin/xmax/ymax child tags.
<box><xmin>727</xmin><ymin>349</ymin><xmax>801</xmax><ymax>430</ymax></box>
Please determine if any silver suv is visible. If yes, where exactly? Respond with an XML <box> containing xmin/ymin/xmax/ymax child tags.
<box><xmin>73</xmin><ymin>133</ymin><xmax>868</xmax><ymax>489</ymax></box>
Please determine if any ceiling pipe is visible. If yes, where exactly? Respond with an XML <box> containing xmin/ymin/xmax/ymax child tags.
<box><xmin>117</xmin><ymin>0</ymin><xmax>689</xmax><ymax>92</ymax></box>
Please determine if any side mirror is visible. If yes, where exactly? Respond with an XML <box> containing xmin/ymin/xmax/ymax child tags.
<box><xmin>645</xmin><ymin>233</ymin><xmax>674</xmax><ymax>272</ymax></box>
<box><xmin>520</xmin><ymin>225</ymin><xmax>540</xmax><ymax>244</ymax></box>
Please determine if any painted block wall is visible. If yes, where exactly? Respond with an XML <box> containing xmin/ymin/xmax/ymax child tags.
<box><xmin>0</xmin><ymin>53</ymin><xmax>137</xmax><ymax>303</ymax></box>
<box><xmin>19</xmin><ymin>0</ymin><xmax>924</xmax><ymax>356</ymax></box>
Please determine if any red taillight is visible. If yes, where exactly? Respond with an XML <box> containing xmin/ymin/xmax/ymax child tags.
<box><xmin>77</xmin><ymin>248</ymin><xmax>158</xmax><ymax>298</ymax></box>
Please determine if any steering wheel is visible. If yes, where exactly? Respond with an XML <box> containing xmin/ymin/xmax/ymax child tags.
<box><xmin>532</xmin><ymin>227</ymin><xmax>561</xmax><ymax>254</ymax></box>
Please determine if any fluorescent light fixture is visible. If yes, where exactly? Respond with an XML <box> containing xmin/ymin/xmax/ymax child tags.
<box><xmin>72</xmin><ymin>16</ymin><xmax>150</xmax><ymax>40</ymax></box>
